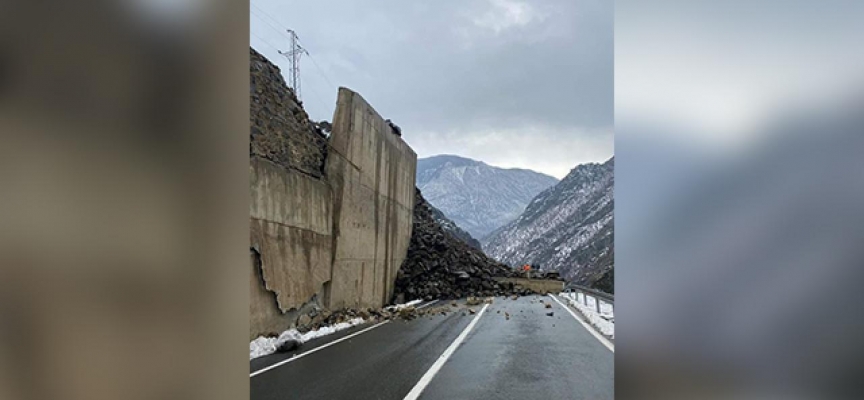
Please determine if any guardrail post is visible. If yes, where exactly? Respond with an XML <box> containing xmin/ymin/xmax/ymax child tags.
<box><xmin>568</xmin><ymin>284</ymin><xmax>614</xmax><ymax>314</ymax></box>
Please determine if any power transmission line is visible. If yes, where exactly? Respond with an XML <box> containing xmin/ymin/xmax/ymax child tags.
<box><xmin>250</xmin><ymin>3</ymin><xmax>338</xmax><ymax>104</ymax></box>
<box><xmin>306</xmin><ymin>53</ymin><xmax>338</xmax><ymax>92</ymax></box>
<box><xmin>251</xmin><ymin>2</ymin><xmax>292</xmax><ymax>34</ymax></box>
<box><xmin>250</xmin><ymin>8</ymin><xmax>287</xmax><ymax>39</ymax></box>
<box><xmin>277</xmin><ymin>29</ymin><xmax>308</xmax><ymax>100</ymax></box>
<box><xmin>248</xmin><ymin>5</ymin><xmax>308</xmax><ymax>99</ymax></box>
<box><xmin>250</xmin><ymin>31</ymin><xmax>280</xmax><ymax>53</ymax></box>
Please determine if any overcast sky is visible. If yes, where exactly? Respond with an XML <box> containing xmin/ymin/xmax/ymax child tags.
<box><xmin>250</xmin><ymin>0</ymin><xmax>613</xmax><ymax>178</ymax></box>
<box><xmin>616</xmin><ymin>0</ymin><xmax>864</xmax><ymax>150</ymax></box>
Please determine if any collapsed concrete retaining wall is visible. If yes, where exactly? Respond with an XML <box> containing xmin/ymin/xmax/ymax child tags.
<box><xmin>249</xmin><ymin>157</ymin><xmax>333</xmax><ymax>336</ymax></box>
<box><xmin>326</xmin><ymin>88</ymin><xmax>416</xmax><ymax>310</ymax></box>
<box><xmin>249</xmin><ymin>59</ymin><xmax>416</xmax><ymax>338</ymax></box>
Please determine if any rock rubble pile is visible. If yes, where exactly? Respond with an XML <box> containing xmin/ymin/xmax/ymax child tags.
<box><xmin>250</xmin><ymin>48</ymin><xmax>327</xmax><ymax>177</ymax></box>
<box><xmin>393</xmin><ymin>189</ymin><xmax>537</xmax><ymax>302</ymax></box>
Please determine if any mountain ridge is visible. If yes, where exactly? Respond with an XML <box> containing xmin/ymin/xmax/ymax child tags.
<box><xmin>416</xmin><ymin>154</ymin><xmax>559</xmax><ymax>239</ymax></box>
<box><xmin>427</xmin><ymin>202</ymin><xmax>482</xmax><ymax>249</ymax></box>
<box><xmin>482</xmin><ymin>157</ymin><xmax>614</xmax><ymax>291</ymax></box>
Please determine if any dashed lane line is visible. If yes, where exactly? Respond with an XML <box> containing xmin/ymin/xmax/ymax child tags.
<box><xmin>402</xmin><ymin>303</ymin><xmax>490</xmax><ymax>400</ymax></box>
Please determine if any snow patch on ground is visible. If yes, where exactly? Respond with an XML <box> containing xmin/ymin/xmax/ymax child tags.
<box><xmin>385</xmin><ymin>299</ymin><xmax>423</xmax><ymax>312</ymax></box>
<box><xmin>561</xmin><ymin>292</ymin><xmax>615</xmax><ymax>338</ymax></box>
<box><xmin>249</xmin><ymin>317</ymin><xmax>366</xmax><ymax>360</ymax></box>
<box><xmin>249</xmin><ymin>299</ymin><xmax>424</xmax><ymax>360</ymax></box>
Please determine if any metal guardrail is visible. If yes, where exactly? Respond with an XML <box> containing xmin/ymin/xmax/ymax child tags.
<box><xmin>562</xmin><ymin>284</ymin><xmax>614</xmax><ymax>313</ymax></box>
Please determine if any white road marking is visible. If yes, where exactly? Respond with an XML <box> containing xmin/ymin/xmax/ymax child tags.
<box><xmin>416</xmin><ymin>299</ymin><xmax>439</xmax><ymax>309</ymax></box>
<box><xmin>251</xmin><ymin>299</ymin><xmax>438</xmax><ymax>378</ymax></box>
<box><xmin>250</xmin><ymin>320</ymin><xmax>389</xmax><ymax>378</ymax></box>
<box><xmin>403</xmin><ymin>303</ymin><xmax>489</xmax><ymax>400</ymax></box>
<box><xmin>548</xmin><ymin>294</ymin><xmax>614</xmax><ymax>353</ymax></box>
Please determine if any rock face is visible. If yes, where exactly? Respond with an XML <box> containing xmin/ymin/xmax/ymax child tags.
<box><xmin>416</xmin><ymin>155</ymin><xmax>558</xmax><ymax>239</ymax></box>
<box><xmin>428</xmin><ymin>203</ymin><xmax>482</xmax><ymax>249</ymax></box>
<box><xmin>483</xmin><ymin>158</ymin><xmax>614</xmax><ymax>290</ymax></box>
<box><xmin>250</xmin><ymin>48</ymin><xmax>327</xmax><ymax>178</ymax></box>
<box><xmin>393</xmin><ymin>189</ymin><xmax>534</xmax><ymax>302</ymax></box>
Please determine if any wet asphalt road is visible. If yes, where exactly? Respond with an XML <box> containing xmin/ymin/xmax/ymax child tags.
<box><xmin>250</xmin><ymin>295</ymin><xmax>613</xmax><ymax>400</ymax></box>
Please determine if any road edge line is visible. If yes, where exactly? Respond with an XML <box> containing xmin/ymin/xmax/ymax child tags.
<box><xmin>250</xmin><ymin>299</ymin><xmax>439</xmax><ymax>378</ymax></box>
<box><xmin>416</xmin><ymin>299</ymin><xmax>439</xmax><ymax>309</ymax></box>
<box><xmin>402</xmin><ymin>303</ymin><xmax>489</xmax><ymax>400</ymax></box>
<box><xmin>250</xmin><ymin>320</ymin><xmax>389</xmax><ymax>378</ymax></box>
<box><xmin>548</xmin><ymin>294</ymin><xmax>614</xmax><ymax>353</ymax></box>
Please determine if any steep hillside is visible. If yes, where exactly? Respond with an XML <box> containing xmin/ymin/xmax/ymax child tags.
<box><xmin>250</xmin><ymin>48</ymin><xmax>327</xmax><ymax>177</ymax></box>
<box><xmin>482</xmin><ymin>158</ymin><xmax>614</xmax><ymax>289</ymax></box>
<box><xmin>393</xmin><ymin>189</ymin><xmax>529</xmax><ymax>302</ymax></box>
<box><xmin>416</xmin><ymin>155</ymin><xmax>558</xmax><ymax>239</ymax></box>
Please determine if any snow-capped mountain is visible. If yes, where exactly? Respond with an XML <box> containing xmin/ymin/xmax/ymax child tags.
<box><xmin>427</xmin><ymin>202</ymin><xmax>482</xmax><ymax>250</ymax></box>
<box><xmin>482</xmin><ymin>157</ymin><xmax>614</xmax><ymax>290</ymax></box>
<box><xmin>416</xmin><ymin>155</ymin><xmax>559</xmax><ymax>239</ymax></box>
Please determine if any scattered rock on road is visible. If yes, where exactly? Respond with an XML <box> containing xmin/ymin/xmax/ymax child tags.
<box><xmin>294</xmin><ymin>302</ymin><xmax>468</xmax><ymax>332</ymax></box>
<box><xmin>399</xmin><ymin>306</ymin><xmax>417</xmax><ymax>320</ymax></box>
<box><xmin>276</xmin><ymin>339</ymin><xmax>300</xmax><ymax>353</ymax></box>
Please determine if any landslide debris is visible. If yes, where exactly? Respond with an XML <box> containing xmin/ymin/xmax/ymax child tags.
<box><xmin>287</xmin><ymin>301</ymin><xmax>490</xmax><ymax>333</ymax></box>
<box><xmin>250</xmin><ymin>47</ymin><xmax>327</xmax><ymax>178</ymax></box>
<box><xmin>393</xmin><ymin>189</ymin><xmax>535</xmax><ymax>302</ymax></box>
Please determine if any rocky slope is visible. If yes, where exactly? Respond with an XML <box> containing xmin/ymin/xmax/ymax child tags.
<box><xmin>482</xmin><ymin>158</ymin><xmax>614</xmax><ymax>290</ymax></box>
<box><xmin>392</xmin><ymin>189</ymin><xmax>533</xmax><ymax>303</ymax></box>
<box><xmin>416</xmin><ymin>155</ymin><xmax>558</xmax><ymax>239</ymax></box>
<box><xmin>250</xmin><ymin>48</ymin><xmax>327</xmax><ymax>177</ymax></box>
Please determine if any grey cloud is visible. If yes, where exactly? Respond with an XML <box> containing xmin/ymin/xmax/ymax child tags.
<box><xmin>251</xmin><ymin>0</ymin><xmax>612</xmax><ymax>176</ymax></box>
